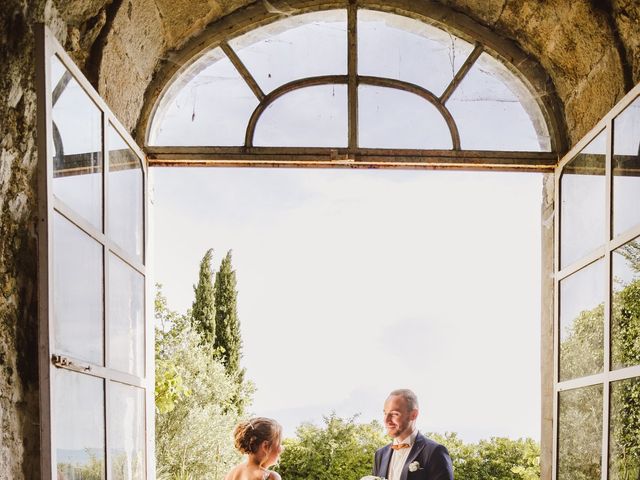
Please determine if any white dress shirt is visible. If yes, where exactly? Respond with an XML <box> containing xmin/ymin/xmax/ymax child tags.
<box><xmin>388</xmin><ymin>429</ymin><xmax>418</xmax><ymax>480</ymax></box>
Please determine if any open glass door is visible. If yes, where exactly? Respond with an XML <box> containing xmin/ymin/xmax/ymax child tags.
<box><xmin>553</xmin><ymin>82</ymin><xmax>640</xmax><ymax>480</ymax></box>
<box><xmin>36</xmin><ymin>25</ymin><xmax>153</xmax><ymax>480</ymax></box>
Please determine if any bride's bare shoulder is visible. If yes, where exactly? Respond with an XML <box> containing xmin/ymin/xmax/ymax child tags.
<box><xmin>224</xmin><ymin>464</ymin><xmax>243</xmax><ymax>480</ymax></box>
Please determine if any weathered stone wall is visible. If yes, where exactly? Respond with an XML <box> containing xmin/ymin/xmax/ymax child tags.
<box><xmin>0</xmin><ymin>2</ymin><xmax>72</xmax><ymax>477</ymax></box>
<box><xmin>0</xmin><ymin>1</ymin><xmax>638</xmax><ymax>479</ymax></box>
<box><xmin>1</xmin><ymin>3</ymin><xmax>44</xmax><ymax>478</ymax></box>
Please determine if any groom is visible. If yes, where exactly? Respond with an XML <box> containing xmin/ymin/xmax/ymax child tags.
<box><xmin>373</xmin><ymin>389</ymin><xmax>454</xmax><ymax>480</ymax></box>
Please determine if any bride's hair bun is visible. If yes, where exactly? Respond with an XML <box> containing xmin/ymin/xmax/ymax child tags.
<box><xmin>234</xmin><ymin>417</ymin><xmax>282</xmax><ymax>455</ymax></box>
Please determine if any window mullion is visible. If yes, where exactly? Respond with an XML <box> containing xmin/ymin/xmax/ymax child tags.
<box><xmin>220</xmin><ymin>42</ymin><xmax>265</xmax><ymax>101</ymax></box>
<box><xmin>600</xmin><ymin>118</ymin><xmax>614</xmax><ymax>480</ymax></box>
<box><xmin>105</xmin><ymin>379</ymin><xmax>111</xmax><ymax>480</ymax></box>
<box><xmin>103</xmin><ymin>116</ymin><xmax>111</xmax><ymax>480</ymax></box>
<box><xmin>439</xmin><ymin>43</ymin><xmax>483</xmax><ymax>105</ymax></box>
<box><xmin>36</xmin><ymin>24</ymin><xmax>56</xmax><ymax>480</ymax></box>
<box><xmin>103</xmin><ymin>111</ymin><xmax>110</xmax><ymax>372</ymax></box>
<box><xmin>348</xmin><ymin>1</ymin><xmax>358</xmax><ymax>150</ymax></box>
<box><xmin>552</xmin><ymin>156</ymin><xmax>562</xmax><ymax>480</ymax></box>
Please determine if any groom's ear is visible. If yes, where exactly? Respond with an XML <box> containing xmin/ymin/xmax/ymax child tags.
<box><xmin>409</xmin><ymin>409</ymin><xmax>419</xmax><ymax>421</ymax></box>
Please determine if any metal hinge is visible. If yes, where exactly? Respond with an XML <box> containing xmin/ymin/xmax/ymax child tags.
<box><xmin>51</xmin><ymin>354</ymin><xmax>92</xmax><ymax>373</ymax></box>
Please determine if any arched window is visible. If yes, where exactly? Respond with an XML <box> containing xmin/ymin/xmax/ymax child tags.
<box><xmin>146</xmin><ymin>7</ymin><xmax>559</xmax><ymax>169</ymax></box>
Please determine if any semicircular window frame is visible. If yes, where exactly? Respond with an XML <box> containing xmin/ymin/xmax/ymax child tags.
<box><xmin>147</xmin><ymin>6</ymin><xmax>557</xmax><ymax>161</ymax></box>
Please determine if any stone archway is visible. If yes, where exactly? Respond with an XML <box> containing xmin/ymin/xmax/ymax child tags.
<box><xmin>1</xmin><ymin>1</ymin><xmax>640</xmax><ymax>478</ymax></box>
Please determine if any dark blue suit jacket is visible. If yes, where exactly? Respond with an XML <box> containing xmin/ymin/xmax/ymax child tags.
<box><xmin>373</xmin><ymin>432</ymin><xmax>454</xmax><ymax>480</ymax></box>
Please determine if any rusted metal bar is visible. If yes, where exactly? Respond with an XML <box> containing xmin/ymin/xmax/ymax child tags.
<box><xmin>146</xmin><ymin>145</ymin><xmax>558</xmax><ymax>172</ymax></box>
<box><xmin>439</xmin><ymin>43</ymin><xmax>483</xmax><ymax>104</ymax></box>
<box><xmin>243</xmin><ymin>74</ymin><xmax>461</xmax><ymax>148</ymax></box>
<box><xmin>348</xmin><ymin>1</ymin><xmax>358</xmax><ymax>150</ymax></box>
<box><xmin>244</xmin><ymin>75</ymin><xmax>347</xmax><ymax>146</ymax></box>
<box><xmin>220</xmin><ymin>41</ymin><xmax>266</xmax><ymax>101</ymax></box>
<box><xmin>359</xmin><ymin>76</ymin><xmax>460</xmax><ymax>149</ymax></box>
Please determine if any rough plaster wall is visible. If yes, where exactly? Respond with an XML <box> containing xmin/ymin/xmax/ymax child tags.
<box><xmin>154</xmin><ymin>0</ymin><xmax>225</xmax><ymax>47</ymax></box>
<box><xmin>613</xmin><ymin>0</ymin><xmax>640</xmax><ymax>86</ymax></box>
<box><xmin>95</xmin><ymin>0</ymin><xmax>167</xmax><ymax>130</ymax></box>
<box><xmin>0</xmin><ymin>2</ymin><xmax>65</xmax><ymax>478</ymax></box>
<box><xmin>1</xmin><ymin>4</ymin><xmax>39</xmax><ymax>478</ymax></box>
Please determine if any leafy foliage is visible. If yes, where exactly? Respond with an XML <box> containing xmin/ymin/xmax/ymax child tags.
<box><xmin>277</xmin><ymin>413</ymin><xmax>387</xmax><ymax>480</ymax></box>
<box><xmin>191</xmin><ymin>248</ymin><xmax>217</xmax><ymax>345</ymax></box>
<box><xmin>559</xmin><ymin>303</ymin><xmax>604</xmax><ymax>381</ymax></box>
<box><xmin>430</xmin><ymin>433</ymin><xmax>540</xmax><ymax>480</ymax></box>
<box><xmin>276</xmin><ymin>415</ymin><xmax>541</xmax><ymax>480</ymax></box>
<box><xmin>213</xmin><ymin>250</ymin><xmax>243</xmax><ymax>376</ymax></box>
<box><xmin>155</xmin><ymin>286</ymin><xmax>254</xmax><ymax>479</ymax></box>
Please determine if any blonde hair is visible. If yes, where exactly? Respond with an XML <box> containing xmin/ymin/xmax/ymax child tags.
<box><xmin>234</xmin><ymin>417</ymin><xmax>282</xmax><ymax>455</ymax></box>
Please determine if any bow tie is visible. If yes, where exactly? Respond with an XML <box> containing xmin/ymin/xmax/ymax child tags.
<box><xmin>391</xmin><ymin>443</ymin><xmax>411</xmax><ymax>451</ymax></box>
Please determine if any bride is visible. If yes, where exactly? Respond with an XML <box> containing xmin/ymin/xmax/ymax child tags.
<box><xmin>224</xmin><ymin>417</ymin><xmax>284</xmax><ymax>480</ymax></box>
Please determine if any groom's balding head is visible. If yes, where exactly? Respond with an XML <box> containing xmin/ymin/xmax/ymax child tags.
<box><xmin>388</xmin><ymin>388</ymin><xmax>419</xmax><ymax>411</ymax></box>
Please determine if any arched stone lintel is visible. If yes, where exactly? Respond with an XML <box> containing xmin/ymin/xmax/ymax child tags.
<box><xmin>136</xmin><ymin>0</ymin><xmax>568</xmax><ymax>154</ymax></box>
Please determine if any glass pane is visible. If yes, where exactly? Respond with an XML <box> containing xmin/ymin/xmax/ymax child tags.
<box><xmin>254</xmin><ymin>84</ymin><xmax>347</xmax><ymax>147</ymax></box>
<box><xmin>51</xmin><ymin>54</ymin><xmax>103</xmax><ymax>230</ymax></box>
<box><xmin>613</xmin><ymin>95</ymin><xmax>640</xmax><ymax>237</ymax></box>
<box><xmin>559</xmin><ymin>260</ymin><xmax>604</xmax><ymax>381</ymax></box>
<box><xmin>445</xmin><ymin>52</ymin><xmax>550</xmax><ymax>151</ymax></box>
<box><xmin>109</xmin><ymin>254</ymin><xmax>145</xmax><ymax>376</ymax></box>
<box><xmin>150</xmin><ymin>47</ymin><xmax>259</xmax><ymax>146</ymax></box>
<box><xmin>358</xmin><ymin>10</ymin><xmax>474</xmax><ymax>97</ymax></box>
<box><xmin>55</xmin><ymin>369</ymin><xmax>105</xmax><ymax>479</ymax></box>
<box><xmin>54</xmin><ymin>213</ymin><xmax>103</xmax><ymax>365</ymax></box>
<box><xmin>359</xmin><ymin>85</ymin><xmax>452</xmax><ymax>149</ymax></box>
<box><xmin>108</xmin><ymin>124</ymin><xmax>143</xmax><ymax>261</ymax></box>
<box><xmin>560</xmin><ymin>130</ymin><xmax>607</xmax><ymax>268</ymax></box>
<box><xmin>110</xmin><ymin>382</ymin><xmax>145</xmax><ymax>480</ymax></box>
<box><xmin>609</xmin><ymin>377</ymin><xmax>640</xmax><ymax>480</ymax></box>
<box><xmin>612</xmin><ymin>238</ymin><xmax>640</xmax><ymax>370</ymax></box>
<box><xmin>229</xmin><ymin>10</ymin><xmax>347</xmax><ymax>93</ymax></box>
<box><xmin>557</xmin><ymin>385</ymin><xmax>603</xmax><ymax>480</ymax></box>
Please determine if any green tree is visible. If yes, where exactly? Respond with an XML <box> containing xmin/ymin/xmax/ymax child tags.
<box><xmin>155</xmin><ymin>286</ymin><xmax>254</xmax><ymax>479</ymax></box>
<box><xmin>191</xmin><ymin>248</ymin><xmax>216</xmax><ymax>345</ymax></box>
<box><xmin>277</xmin><ymin>413</ymin><xmax>387</xmax><ymax>480</ymax></box>
<box><xmin>155</xmin><ymin>286</ymin><xmax>190</xmax><ymax>414</ymax></box>
<box><xmin>430</xmin><ymin>433</ymin><xmax>540</xmax><ymax>480</ymax></box>
<box><xmin>214</xmin><ymin>250</ymin><xmax>242</xmax><ymax>375</ymax></box>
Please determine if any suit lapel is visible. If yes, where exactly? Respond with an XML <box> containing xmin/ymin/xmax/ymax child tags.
<box><xmin>380</xmin><ymin>445</ymin><xmax>393</xmax><ymax>479</ymax></box>
<box><xmin>399</xmin><ymin>433</ymin><xmax>427</xmax><ymax>480</ymax></box>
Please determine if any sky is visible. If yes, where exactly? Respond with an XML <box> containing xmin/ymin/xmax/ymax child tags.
<box><xmin>149</xmin><ymin>8</ymin><xmax>548</xmax><ymax>445</ymax></box>
<box><xmin>151</xmin><ymin>167</ymin><xmax>542</xmax><ymax>443</ymax></box>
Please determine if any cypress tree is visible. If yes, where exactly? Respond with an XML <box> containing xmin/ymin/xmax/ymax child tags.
<box><xmin>213</xmin><ymin>250</ymin><xmax>242</xmax><ymax>375</ymax></box>
<box><xmin>191</xmin><ymin>249</ymin><xmax>216</xmax><ymax>345</ymax></box>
